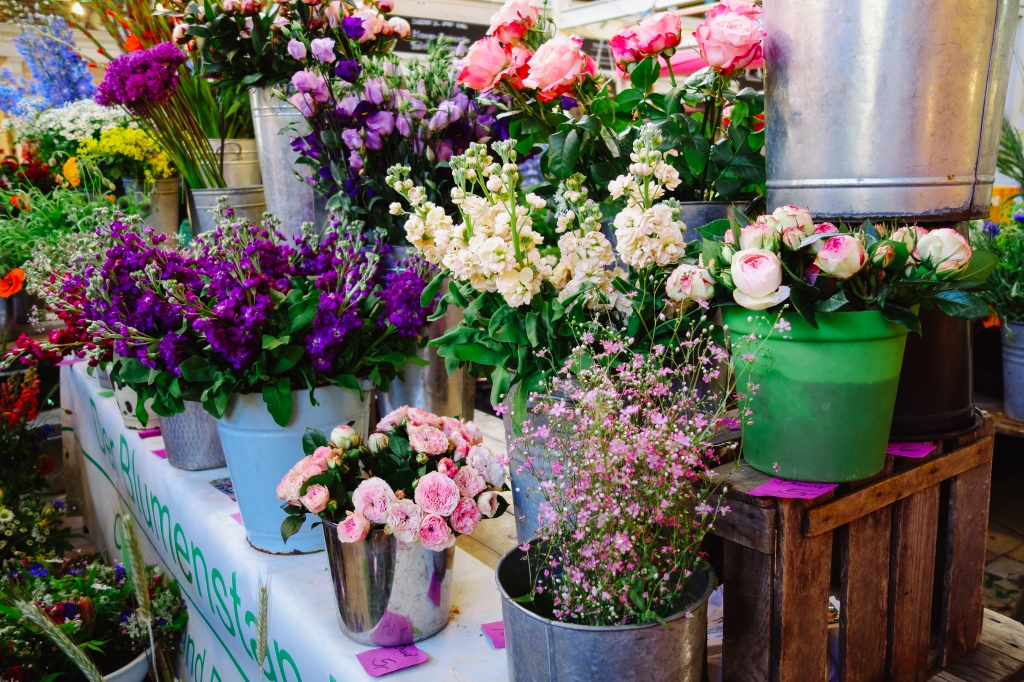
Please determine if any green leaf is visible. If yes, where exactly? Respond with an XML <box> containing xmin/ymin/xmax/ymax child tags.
<box><xmin>448</xmin><ymin>280</ymin><xmax>469</xmax><ymax>307</ymax></box>
<box><xmin>697</xmin><ymin>219</ymin><xmax>731</xmax><ymax>241</ymax></box>
<box><xmin>629</xmin><ymin>57</ymin><xmax>658</xmax><ymax>93</ymax></box>
<box><xmin>302</xmin><ymin>428</ymin><xmax>329</xmax><ymax>456</ymax></box>
<box><xmin>270</xmin><ymin>345</ymin><xmax>304</xmax><ymax>374</ymax></box>
<box><xmin>614</xmin><ymin>89</ymin><xmax>644</xmax><ymax>111</ymax></box>
<box><xmin>287</xmin><ymin>293</ymin><xmax>320</xmax><ymax>333</ymax></box>
<box><xmin>933</xmin><ymin>289</ymin><xmax>993</xmax><ymax>319</ymax></box>
<box><xmin>959</xmin><ymin>249</ymin><xmax>999</xmax><ymax>282</ymax></box>
<box><xmin>262</xmin><ymin>378</ymin><xmax>292</xmax><ymax>427</ymax></box>
<box><xmin>490</xmin><ymin>365</ymin><xmax>511</xmax><ymax>406</ymax></box>
<box><xmin>880</xmin><ymin>303</ymin><xmax>922</xmax><ymax>334</ymax></box>
<box><xmin>178</xmin><ymin>357</ymin><xmax>218</xmax><ymax>383</ymax></box>
<box><xmin>525</xmin><ymin>312</ymin><xmax>539</xmax><ymax>346</ymax></box>
<box><xmin>262</xmin><ymin>334</ymin><xmax>290</xmax><ymax>350</ymax></box>
<box><xmin>280</xmin><ymin>515</ymin><xmax>305</xmax><ymax>543</ymax></box>
<box><xmin>390</xmin><ymin>435</ymin><xmax>411</xmax><ymax>458</ymax></box>
<box><xmin>240</xmin><ymin>73</ymin><xmax>263</xmax><ymax>86</ymax></box>
<box><xmin>421</xmin><ymin>272</ymin><xmax>445</xmax><ymax>308</ymax></box>
<box><xmin>452</xmin><ymin>343</ymin><xmax>507</xmax><ymax>366</ymax></box>
<box><xmin>814</xmin><ymin>290</ymin><xmax>849</xmax><ymax>313</ymax></box>
<box><xmin>329</xmin><ymin>373</ymin><xmax>361</xmax><ymax>394</ymax></box>
<box><xmin>547</xmin><ymin>128</ymin><xmax>582</xmax><ymax>180</ymax></box>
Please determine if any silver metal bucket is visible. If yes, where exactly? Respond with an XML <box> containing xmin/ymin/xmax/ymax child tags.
<box><xmin>161</xmin><ymin>401</ymin><xmax>226</xmax><ymax>471</ymax></box>
<box><xmin>1003</xmin><ymin>321</ymin><xmax>1024</xmax><ymax>421</ymax></box>
<box><xmin>187</xmin><ymin>185</ymin><xmax>266</xmax><ymax>234</ymax></box>
<box><xmin>322</xmin><ymin>524</ymin><xmax>455</xmax><ymax>646</ymax></box>
<box><xmin>377</xmin><ymin>247</ymin><xmax>475</xmax><ymax>419</ymax></box>
<box><xmin>208</xmin><ymin>138</ymin><xmax>261</xmax><ymax>187</ymax></box>
<box><xmin>763</xmin><ymin>0</ymin><xmax>1017</xmax><ymax>221</ymax></box>
<box><xmin>148</xmin><ymin>177</ymin><xmax>181</xmax><ymax>238</ymax></box>
<box><xmin>502</xmin><ymin>383</ymin><xmax>561</xmax><ymax>544</ymax></box>
<box><xmin>250</xmin><ymin>86</ymin><xmax>316</xmax><ymax>237</ymax></box>
<box><xmin>678</xmin><ymin>201</ymin><xmax>742</xmax><ymax>242</ymax></box>
<box><xmin>496</xmin><ymin>545</ymin><xmax>712</xmax><ymax>682</ymax></box>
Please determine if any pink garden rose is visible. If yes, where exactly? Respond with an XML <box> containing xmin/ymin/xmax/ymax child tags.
<box><xmin>521</xmin><ymin>35</ymin><xmax>596</xmax><ymax>102</ymax></box>
<box><xmin>635</xmin><ymin>12</ymin><xmax>682</xmax><ymax>56</ymax></box>
<box><xmin>288</xmin><ymin>92</ymin><xmax>316</xmax><ymax>117</ymax></box>
<box><xmin>353</xmin><ymin>477</ymin><xmax>396</xmax><ymax>524</ymax></box>
<box><xmin>276</xmin><ymin>472</ymin><xmax>303</xmax><ymax>505</ymax></box>
<box><xmin>872</xmin><ymin>243</ymin><xmax>896</xmax><ymax>268</ymax></box>
<box><xmin>890</xmin><ymin>226</ymin><xmax>929</xmax><ymax>263</ymax></box>
<box><xmin>730</xmin><ymin>249</ymin><xmax>790</xmax><ymax>311</ymax></box>
<box><xmin>610</xmin><ymin>27</ymin><xmax>641</xmax><ymax>70</ymax></box>
<box><xmin>476</xmin><ymin>490</ymin><xmax>499</xmax><ymax>518</ymax></box>
<box><xmin>463</xmin><ymin>421</ymin><xmax>484</xmax><ymax>444</ymax></box>
<box><xmin>337</xmin><ymin>512</ymin><xmax>370</xmax><ymax>543</ymax></box>
<box><xmin>299</xmin><ymin>484</ymin><xmax>330</xmax><ymax>514</ymax></box>
<box><xmin>388</xmin><ymin>16</ymin><xmax>410</xmax><ymax>39</ymax></box>
<box><xmin>367</xmin><ymin>432</ymin><xmax>390</xmax><ymax>453</ymax></box>
<box><xmin>408</xmin><ymin>407</ymin><xmax>443</xmax><ymax>428</ymax></box>
<box><xmin>666</xmin><ymin>264</ymin><xmax>715</xmax><ymax>304</ymax></box>
<box><xmin>376</xmin><ymin>0</ymin><xmax>394</xmax><ymax>11</ymax></box>
<box><xmin>409</xmin><ymin>425</ymin><xmax>450</xmax><ymax>455</ymax></box>
<box><xmin>457</xmin><ymin>37</ymin><xmax>511</xmax><ymax>92</ymax></box>
<box><xmin>414</xmin><ymin>471</ymin><xmax>461</xmax><ymax>516</ymax></box>
<box><xmin>467</xmin><ymin>445</ymin><xmax>506</xmax><ymax>487</ymax></box>
<box><xmin>738</xmin><ymin>221</ymin><xmax>779</xmax><ymax>251</ymax></box>
<box><xmin>418</xmin><ymin>513</ymin><xmax>455</xmax><ymax>551</ymax></box>
<box><xmin>814</xmin><ymin>235</ymin><xmax>867</xmax><ymax>280</ymax></box>
<box><xmin>706</xmin><ymin>0</ymin><xmax>762</xmax><ymax>21</ymax></box>
<box><xmin>487</xmin><ymin>0</ymin><xmax>539</xmax><ymax>45</ymax></box>
<box><xmin>437</xmin><ymin>457</ymin><xmax>459</xmax><ymax>477</ymax></box>
<box><xmin>917</xmin><ymin>228</ymin><xmax>971</xmax><ymax>276</ymax></box>
<box><xmin>453</xmin><ymin>466</ymin><xmax>487</xmax><ymax>498</ymax></box>
<box><xmin>450</xmin><ymin>497</ymin><xmax>482</xmax><ymax>534</ymax></box>
<box><xmin>352</xmin><ymin>8</ymin><xmax>387</xmax><ymax>43</ymax></box>
<box><xmin>694</xmin><ymin>8</ymin><xmax>764</xmax><ymax>74</ymax></box>
<box><xmin>808</xmin><ymin>223</ymin><xmax>840</xmax><ymax>254</ymax></box>
<box><xmin>376</xmin><ymin>406</ymin><xmax>408</xmax><ymax>432</ymax></box>
<box><xmin>310</xmin><ymin>445</ymin><xmax>334</xmax><ymax>469</ymax></box>
<box><xmin>387</xmin><ymin>499</ymin><xmax>423</xmax><ymax>543</ymax></box>
<box><xmin>330</xmin><ymin>424</ymin><xmax>360</xmax><ymax>450</ymax></box>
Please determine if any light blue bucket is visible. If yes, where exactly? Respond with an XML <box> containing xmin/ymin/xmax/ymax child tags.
<box><xmin>216</xmin><ymin>384</ymin><xmax>373</xmax><ymax>554</ymax></box>
<box><xmin>1004</xmin><ymin>322</ymin><xmax>1024</xmax><ymax>422</ymax></box>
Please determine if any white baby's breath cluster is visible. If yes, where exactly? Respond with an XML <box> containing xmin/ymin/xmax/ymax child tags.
<box><xmin>611</xmin><ymin>125</ymin><xmax>687</xmax><ymax>269</ymax></box>
<box><xmin>21</xmin><ymin>99</ymin><xmax>131</xmax><ymax>151</ymax></box>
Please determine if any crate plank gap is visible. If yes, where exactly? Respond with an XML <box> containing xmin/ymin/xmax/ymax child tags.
<box><xmin>709</xmin><ymin>414</ymin><xmax>997</xmax><ymax>682</ymax></box>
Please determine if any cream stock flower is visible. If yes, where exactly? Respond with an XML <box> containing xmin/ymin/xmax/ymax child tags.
<box><xmin>614</xmin><ymin>204</ymin><xmax>686</xmax><ymax>268</ymax></box>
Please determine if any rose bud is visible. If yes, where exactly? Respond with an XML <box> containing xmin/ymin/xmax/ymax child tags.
<box><xmin>872</xmin><ymin>243</ymin><xmax>896</xmax><ymax>268</ymax></box>
<box><xmin>917</xmin><ymin>228</ymin><xmax>972</xmax><ymax>277</ymax></box>
<box><xmin>808</xmin><ymin>223</ymin><xmax>840</xmax><ymax>254</ymax></box>
<box><xmin>730</xmin><ymin>249</ymin><xmax>790</xmax><ymax>311</ymax></box>
<box><xmin>814</xmin><ymin>234</ymin><xmax>867</xmax><ymax>280</ymax></box>
<box><xmin>367</xmin><ymin>432</ymin><xmax>389</xmax><ymax>453</ymax></box>
<box><xmin>330</xmin><ymin>425</ymin><xmax>361</xmax><ymax>450</ymax></box>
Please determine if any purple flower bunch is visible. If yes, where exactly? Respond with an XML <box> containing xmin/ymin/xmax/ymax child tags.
<box><xmin>95</xmin><ymin>42</ymin><xmax>186</xmax><ymax>111</ymax></box>
<box><xmin>377</xmin><ymin>253</ymin><xmax>440</xmax><ymax>337</ymax></box>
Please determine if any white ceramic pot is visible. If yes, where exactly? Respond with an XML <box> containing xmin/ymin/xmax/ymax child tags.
<box><xmin>113</xmin><ymin>384</ymin><xmax>158</xmax><ymax>431</ymax></box>
<box><xmin>103</xmin><ymin>648</ymin><xmax>151</xmax><ymax>682</ymax></box>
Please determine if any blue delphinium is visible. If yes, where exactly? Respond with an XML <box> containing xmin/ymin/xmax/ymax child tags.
<box><xmin>14</xmin><ymin>17</ymin><xmax>95</xmax><ymax>108</ymax></box>
<box><xmin>0</xmin><ymin>67</ymin><xmax>42</xmax><ymax>118</ymax></box>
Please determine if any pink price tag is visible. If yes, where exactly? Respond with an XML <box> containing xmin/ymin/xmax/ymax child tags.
<box><xmin>355</xmin><ymin>645</ymin><xmax>428</xmax><ymax>677</ymax></box>
<box><xmin>886</xmin><ymin>442</ymin><xmax>937</xmax><ymax>459</ymax></box>
<box><xmin>481</xmin><ymin>621</ymin><xmax>505</xmax><ymax>649</ymax></box>
<box><xmin>151</xmin><ymin>449</ymin><xmax>167</xmax><ymax>459</ymax></box>
<box><xmin>748</xmin><ymin>478</ymin><xmax>838</xmax><ymax>500</ymax></box>
<box><xmin>230</xmin><ymin>512</ymin><xmax>243</xmax><ymax>525</ymax></box>
<box><xmin>137</xmin><ymin>428</ymin><xmax>161</xmax><ymax>439</ymax></box>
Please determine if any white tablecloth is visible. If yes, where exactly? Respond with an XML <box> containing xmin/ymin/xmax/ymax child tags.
<box><xmin>61</xmin><ymin>363</ymin><xmax>510</xmax><ymax>682</ymax></box>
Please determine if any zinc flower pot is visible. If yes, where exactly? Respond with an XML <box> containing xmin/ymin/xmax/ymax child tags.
<box><xmin>677</xmin><ymin>201</ymin><xmax>745</xmax><ymax>242</ymax></box>
<box><xmin>113</xmin><ymin>383</ymin><xmax>158</xmax><ymax>431</ymax></box>
<box><xmin>322</xmin><ymin>524</ymin><xmax>455</xmax><ymax>645</ymax></box>
<box><xmin>1003</xmin><ymin>321</ymin><xmax>1024</xmax><ymax>421</ymax></box>
<box><xmin>496</xmin><ymin>545</ymin><xmax>713</xmax><ymax>682</ymax></box>
<box><xmin>102</xmin><ymin>648</ymin><xmax>151</xmax><ymax>682</ymax></box>
<box><xmin>724</xmin><ymin>308</ymin><xmax>910</xmax><ymax>482</ymax></box>
<box><xmin>148</xmin><ymin>176</ymin><xmax>181</xmax><ymax>238</ymax></box>
<box><xmin>161</xmin><ymin>400</ymin><xmax>226</xmax><ymax>471</ymax></box>
<box><xmin>502</xmin><ymin>383</ymin><xmax>561</xmax><ymax>543</ymax></box>
<box><xmin>215</xmin><ymin>384</ymin><xmax>372</xmax><ymax>554</ymax></box>
<box><xmin>208</xmin><ymin>138</ymin><xmax>261</xmax><ymax>187</ymax></box>
<box><xmin>186</xmin><ymin>185</ymin><xmax>267</xmax><ymax>234</ymax></box>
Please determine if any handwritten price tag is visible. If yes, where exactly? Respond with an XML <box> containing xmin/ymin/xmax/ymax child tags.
<box><xmin>137</xmin><ymin>428</ymin><xmax>161</xmax><ymax>439</ymax></box>
<box><xmin>886</xmin><ymin>442</ymin><xmax>937</xmax><ymax>459</ymax></box>
<box><xmin>481</xmin><ymin>621</ymin><xmax>505</xmax><ymax>649</ymax></box>
<box><xmin>371</xmin><ymin>611</ymin><xmax>413</xmax><ymax>647</ymax></box>
<box><xmin>748</xmin><ymin>478</ymin><xmax>838</xmax><ymax>500</ymax></box>
<box><xmin>355</xmin><ymin>645</ymin><xmax>428</xmax><ymax>677</ymax></box>
<box><xmin>151</xmin><ymin>449</ymin><xmax>167</xmax><ymax>459</ymax></box>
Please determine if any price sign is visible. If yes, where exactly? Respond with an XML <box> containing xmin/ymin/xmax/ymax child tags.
<box><xmin>481</xmin><ymin>621</ymin><xmax>505</xmax><ymax>649</ymax></box>
<box><xmin>886</xmin><ymin>442</ymin><xmax>937</xmax><ymax>459</ymax></box>
<box><xmin>356</xmin><ymin>645</ymin><xmax>429</xmax><ymax>677</ymax></box>
<box><xmin>748</xmin><ymin>478</ymin><xmax>838</xmax><ymax>499</ymax></box>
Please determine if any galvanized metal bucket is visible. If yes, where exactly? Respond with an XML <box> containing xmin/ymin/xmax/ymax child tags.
<box><xmin>1003</xmin><ymin>321</ymin><xmax>1024</xmax><ymax>421</ymax></box>
<box><xmin>215</xmin><ymin>383</ymin><xmax>373</xmax><ymax>554</ymax></box>
<box><xmin>322</xmin><ymin>524</ymin><xmax>455</xmax><ymax>645</ymax></box>
<box><xmin>377</xmin><ymin>247</ymin><xmax>475</xmax><ymax>419</ymax></box>
<box><xmin>250</xmin><ymin>86</ymin><xmax>316</xmax><ymax>237</ymax></box>
<box><xmin>161</xmin><ymin>401</ymin><xmax>226</xmax><ymax>471</ymax></box>
<box><xmin>208</xmin><ymin>138</ymin><xmax>262</xmax><ymax>187</ymax></box>
<box><xmin>148</xmin><ymin>177</ymin><xmax>181</xmax><ymax>237</ymax></box>
<box><xmin>496</xmin><ymin>545</ymin><xmax>712</xmax><ymax>682</ymax></box>
<box><xmin>187</xmin><ymin>185</ymin><xmax>266</xmax><ymax>234</ymax></box>
<box><xmin>763</xmin><ymin>0</ymin><xmax>1018</xmax><ymax>221</ymax></box>
<box><xmin>678</xmin><ymin>201</ymin><xmax>743</xmax><ymax>242</ymax></box>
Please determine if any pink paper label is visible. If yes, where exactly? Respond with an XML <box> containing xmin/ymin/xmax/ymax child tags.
<box><xmin>230</xmin><ymin>512</ymin><xmax>243</xmax><ymax>525</ymax></box>
<box><xmin>748</xmin><ymin>478</ymin><xmax>838</xmax><ymax>500</ymax></box>
<box><xmin>371</xmin><ymin>611</ymin><xmax>413</xmax><ymax>647</ymax></box>
<box><xmin>356</xmin><ymin>645</ymin><xmax>428</xmax><ymax>677</ymax></box>
<box><xmin>152</xmin><ymin>449</ymin><xmax>167</xmax><ymax>459</ymax></box>
<box><xmin>886</xmin><ymin>442</ymin><xmax>937</xmax><ymax>459</ymax></box>
<box><xmin>481</xmin><ymin>621</ymin><xmax>505</xmax><ymax>649</ymax></box>
<box><xmin>137</xmin><ymin>428</ymin><xmax>161</xmax><ymax>439</ymax></box>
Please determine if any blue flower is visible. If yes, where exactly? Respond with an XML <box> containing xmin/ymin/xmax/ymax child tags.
<box><xmin>53</xmin><ymin>498</ymin><xmax>66</xmax><ymax>511</ymax></box>
<box><xmin>27</xmin><ymin>563</ymin><xmax>48</xmax><ymax>578</ymax></box>
<box><xmin>13</xmin><ymin>17</ymin><xmax>95</xmax><ymax>108</ymax></box>
<box><xmin>68</xmin><ymin>567</ymin><xmax>83</xmax><ymax>576</ymax></box>
<box><xmin>114</xmin><ymin>564</ymin><xmax>126</xmax><ymax>583</ymax></box>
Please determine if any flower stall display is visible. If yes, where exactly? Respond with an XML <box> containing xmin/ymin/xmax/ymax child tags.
<box><xmin>76</xmin><ymin>126</ymin><xmax>175</xmax><ymax>194</ymax></box>
<box><xmin>15</xmin><ymin>99</ymin><xmax>128</xmax><ymax>172</ymax></box>
<box><xmin>496</xmin><ymin>332</ymin><xmax>728</xmax><ymax>682</ymax></box>
<box><xmin>457</xmin><ymin>0</ymin><xmax>766</xmax><ymax>213</ymax></box>
<box><xmin>276</xmin><ymin>409</ymin><xmax>508</xmax><ymax>644</ymax></box>
<box><xmin>692</xmin><ymin>207</ymin><xmax>995</xmax><ymax>481</ymax></box>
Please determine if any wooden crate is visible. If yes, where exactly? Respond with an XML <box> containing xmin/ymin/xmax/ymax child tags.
<box><xmin>708</xmin><ymin>415</ymin><xmax>996</xmax><ymax>682</ymax></box>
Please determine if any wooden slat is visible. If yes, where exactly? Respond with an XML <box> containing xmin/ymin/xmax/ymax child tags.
<box><xmin>722</xmin><ymin>540</ymin><xmax>772</xmax><ymax>682</ymax></box>
<box><xmin>937</xmin><ymin>460</ymin><xmax>993</xmax><ymax>666</ymax></box>
<box><xmin>977</xmin><ymin>610</ymin><xmax>1024</xmax><ymax>665</ymax></box>
<box><xmin>932</xmin><ymin>644</ymin><xmax>1024</xmax><ymax>682</ymax></box>
<box><xmin>838</xmin><ymin>504</ymin><xmax>891</xmax><ymax>682</ymax></box>
<box><xmin>888</xmin><ymin>484</ymin><xmax>941</xmax><ymax>682</ymax></box>
<box><xmin>773</xmin><ymin>497</ymin><xmax>832</xmax><ymax>682</ymax></box>
<box><xmin>709</xmin><ymin>495</ymin><xmax>776</xmax><ymax>554</ymax></box>
<box><xmin>715</xmin><ymin>462</ymin><xmax>776</xmax><ymax>508</ymax></box>
<box><xmin>804</xmin><ymin>438</ymin><xmax>993</xmax><ymax>536</ymax></box>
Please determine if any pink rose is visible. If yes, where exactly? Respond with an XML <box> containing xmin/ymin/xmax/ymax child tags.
<box><xmin>467</xmin><ymin>445</ymin><xmax>506</xmax><ymax>487</ymax></box>
<box><xmin>414</xmin><ymin>471</ymin><xmax>461</xmax><ymax>516</ymax></box>
<box><xmin>635</xmin><ymin>12</ymin><xmax>682</xmax><ymax>56</ymax></box>
<box><xmin>502</xmin><ymin>45</ymin><xmax>532</xmax><ymax>91</ymax></box>
<box><xmin>872</xmin><ymin>243</ymin><xmax>896</xmax><ymax>268</ymax></box>
<box><xmin>387</xmin><ymin>499</ymin><xmax>423</xmax><ymax>543</ymax></box>
<box><xmin>376</xmin><ymin>406</ymin><xmax>408</xmax><ymax>432</ymax></box>
<box><xmin>780</xmin><ymin>226</ymin><xmax>804</xmax><ymax>251</ymax></box>
<box><xmin>353</xmin><ymin>9</ymin><xmax>387</xmax><ymax>43</ymax></box>
<box><xmin>707</xmin><ymin>0</ymin><xmax>761</xmax><ymax>21</ymax></box>
<box><xmin>463</xmin><ymin>421</ymin><xmax>484</xmax><ymax>445</ymax></box>
<box><xmin>439</xmin><ymin>416</ymin><xmax>463</xmax><ymax>437</ymax></box>
<box><xmin>300</xmin><ymin>459</ymin><xmax>327</xmax><ymax>480</ymax></box>
<box><xmin>299</xmin><ymin>484</ymin><xmax>330</xmax><ymax>514</ymax></box>
<box><xmin>288</xmin><ymin>92</ymin><xmax>316</xmax><ymax>117</ymax></box>
<box><xmin>276</xmin><ymin>471</ymin><xmax>303</xmax><ymax>504</ymax></box>
<box><xmin>457</xmin><ymin>37</ymin><xmax>511</xmax><ymax>92</ymax></box>
<box><xmin>487</xmin><ymin>0</ymin><xmax>538</xmax><ymax>45</ymax></box>
<box><xmin>222</xmin><ymin>0</ymin><xmax>240</xmax><ymax>13</ymax></box>
<box><xmin>408</xmin><ymin>407</ymin><xmax>443</xmax><ymax>428</ymax></box>
<box><xmin>730</xmin><ymin>249</ymin><xmax>790</xmax><ymax>311</ymax></box>
<box><xmin>453</xmin><ymin>466</ymin><xmax>487</xmax><ymax>498</ymax></box>
<box><xmin>808</xmin><ymin>223</ymin><xmax>840</xmax><ymax>254</ymax></box>
<box><xmin>409</xmin><ymin>425</ymin><xmax>450</xmax><ymax>455</ymax></box>
<box><xmin>610</xmin><ymin>27</ymin><xmax>641</xmax><ymax>69</ymax></box>
<box><xmin>330</xmin><ymin>424</ymin><xmax>360</xmax><ymax>450</ymax></box>
<box><xmin>763</xmin><ymin>205</ymin><xmax>814</xmax><ymax>236</ymax></box>
<box><xmin>324</xmin><ymin>1</ymin><xmax>345</xmax><ymax>26</ymax></box>
<box><xmin>814</xmin><ymin>235</ymin><xmax>867</xmax><ymax>280</ymax></box>
<box><xmin>476</xmin><ymin>490</ymin><xmax>499</xmax><ymax>518</ymax></box>
<box><xmin>376</xmin><ymin>0</ymin><xmax>394</xmax><ymax>11</ymax></box>
<box><xmin>666</xmin><ymin>264</ymin><xmax>715</xmax><ymax>303</ymax></box>
<box><xmin>418</xmin><ymin>513</ymin><xmax>455</xmax><ymax>551</ymax></box>
<box><xmin>352</xmin><ymin>477</ymin><xmax>396</xmax><ymax>524</ymax></box>
<box><xmin>310</xmin><ymin>446</ymin><xmax>334</xmax><ymax>469</ymax></box>
<box><xmin>521</xmin><ymin>35</ymin><xmax>596</xmax><ymax>103</ymax></box>
<box><xmin>890</xmin><ymin>226</ymin><xmax>929</xmax><ymax>263</ymax></box>
<box><xmin>450</xmin><ymin>497</ymin><xmax>482</xmax><ymax>534</ymax></box>
<box><xmin>694</xmin><ymin>10</ymin><xmax>764</xmax><ymax>74</ymax></box>
<box><xmin>337</xmin><ymin>512</ymin><xmax>370</xmax><ymax>543</ymax></box>
<box><xmin>437</xmin><ymin>457</ymin><xmax>459</xmax><ymax>477</ymax></box>
<box><xmin>289</xmin><ymin>455</ymin><xmax>313</xmax><ymax>476</ymax></box>
<box><xmin>917</xmin><ymin>228</ymin><xmax>971</xmax><ymax>276</ymax></box>
<box><xmin>291</xmin><ymin>70</ymin><xmax>329</xmax><ymax>102</ymax></box>
<box><xmin>388</xmin><ymin>16</ymin><xmax>410</xmax><ymax>39</ymax></box>
<box><xmin>738</xmin><ymin>222</ymin><xmax>779</xmax><ymax>251</ymax></box>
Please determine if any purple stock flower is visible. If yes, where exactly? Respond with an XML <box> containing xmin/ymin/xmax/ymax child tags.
<box><xmin>94</xmin><ymin>42</ymin><xmax>186</xmax><ymax>112</ymax></box>
<box><xmin>342</xmin><ymin>16</ymin><xmax>365</xmax><ymax>40</ymax></box>
<box><xmin>377</xmin><ymin>255</ymin><xmax>438</xmax><ymax>337</ymax></box>
<box><xmin>334</xmin><ymin>59</ymin><xmax>362</xmax><ymax>82</ymax></box>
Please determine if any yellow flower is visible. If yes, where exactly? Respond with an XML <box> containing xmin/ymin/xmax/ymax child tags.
<box><xmin>62</xmin><ymin>157</ymin><xmax>81</xmax><ymax>187</ymax></box>
<box><xmin>77</xmin><ymin>126</ymin><xmax>175</xmax><ymax>180</ymax></box>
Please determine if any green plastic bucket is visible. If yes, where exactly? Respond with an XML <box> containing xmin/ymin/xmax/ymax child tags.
<box><xmin>724</xmin><ymin>308</ymin><xmax>911</xmax><ymax>483</ymax></box>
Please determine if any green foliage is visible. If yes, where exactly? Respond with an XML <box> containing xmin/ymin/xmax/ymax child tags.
<box><xmin>974</xmin><ymin>219</ymin><xmax>1024</xmax><ymax>323</ymax></box>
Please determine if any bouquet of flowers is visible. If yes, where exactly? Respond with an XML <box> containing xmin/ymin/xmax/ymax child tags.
<box><xmin>277</xmin><ymin>408</ymin><xmax>508</xmax><ymax>547</ymax></box>
<box><xmin>15</xmin><ymin>99</ymin><xmax>129</xmax><ymax>170</ymax></box>
<box><xmin>513</xmin><ymin>329</ymin><xmax>732</xmax><ymax>625</ymax></box>
<box><xmin>973</xmin><ymin>215</ymin><xmax>1024</xmax><ymax>325</ymax></box>
<box><xmin>76</xmin><ymin>126</ymin><xmax>175</xmax><ymax>192</ymax></box>
<box><xmin>688</xmin><ymin>205</ymin><xmax>996</xmax><ymax>331</ymax></box>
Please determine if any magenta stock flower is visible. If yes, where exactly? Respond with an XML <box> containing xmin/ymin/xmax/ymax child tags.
<box><xmin>95</xmin><ymin>42</ymin><xmax>186</xmax><ymax>112</ymax></box>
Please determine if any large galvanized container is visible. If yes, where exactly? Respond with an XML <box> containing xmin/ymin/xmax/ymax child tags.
<box><xmin>764</xmin><ymin>0</ymin><xmax>1018</xmax><ymax>221</ymax></box>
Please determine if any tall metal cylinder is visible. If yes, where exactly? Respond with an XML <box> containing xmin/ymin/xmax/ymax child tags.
<box><xmin>764</xmin><ymin>0</ymin><xmax>1017</xmax><ymax>221</ymax></box>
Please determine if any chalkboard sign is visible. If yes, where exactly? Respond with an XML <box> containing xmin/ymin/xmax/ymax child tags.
<box><xmin>394</xmin><ymin>17</ymin><xmax>488</xmax><ymax>54</ymax></box>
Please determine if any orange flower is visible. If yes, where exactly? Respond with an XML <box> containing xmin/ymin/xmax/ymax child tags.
<box><xmin>0</xmin><ymin>269</ymin><xmax>26</xmax><ymax>298</ymax></box>
<box><xmin>62</xmin><ymin>157</ymin><xmax>80</xmax><ymax>188</ymax></box>
<box><xmin>125</xmin><ymin>34</ymin><xmax>143</xmax><ymax>51</ymax></box>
